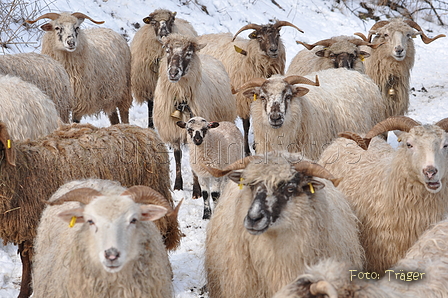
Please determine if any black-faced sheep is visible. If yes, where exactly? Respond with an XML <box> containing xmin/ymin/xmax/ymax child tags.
<box><xmin>0</xmin><ymin>52</ymin><xmax>74</xmax><ymax>123</ymax></box>
<box><xmin>198</xmin><ymin>20</ymin><xmax>304</xmax><ymax>156</ymax></box>
<box><xmin>0</xmin><ymin>122</ymin><xmax>181</xmax><ymax>298</ymax></box>
<box><xmin>26</xmin><ymin>12</ymin><xmax>132</xmax><ymax>124</ymax></box>
<box><xmin>32</xmin><ymin>179</ymin><xmax>174</xmax><ymax>298</ymax></box>
<box><xmin>204</xmin><ymin>152</ymin><xmax>364</xmax><ymax>298</ymax></box>
<box><xmin>0</xmin><ymin>74</ymin><xmax>60</xmax><ymax>141</ymax></box>
<box><xmin>355</xmin><ymin>19</ymin><xmax>445</xmax><ymax>118</ymax></box>
<box><xmin>176</xmin><ymin>116</ymin><xmax>244</xmax><ymax>219</ymax></box>
<box><xmin>153</xmin><ymin>33</ymin><xmax>237</xmax><ymax>195</ymax></box>
<box><xmin>237</xmin><ymin>69</ymin><xmax>386</xmax><ymax>161</ymax></box>
<box><xmin>274</xmin><ymin>215</ymin><xmax>448</xmax><ymax>298</ymax></box>
<box><xmin>130</xmin><ymin>9</ymin><xmax>197</xmax><ymax>128</ymax></box>
<box><xmin>318</xmin><ymin>116</ymin><xmax>448</xmax><ymax>275</ymax></box>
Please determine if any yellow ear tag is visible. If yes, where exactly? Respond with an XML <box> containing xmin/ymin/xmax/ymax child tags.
<box><xmin>397</xmin><ymin>138</ymin><xmax>401</xmax><ymax>142</ymax></box>
<box><xmin>253</xmin><ymin>94</ymin><xmax>257</xmax><ymax>101</ymax></box>
<box><xmin>239</xmin><ymin>177</ymin><xmax>244</xmax><ymax>189</ymax></box>
<box><xmin>308</xmin><ymin>183</ymin><xmax>315</xmax><ymax>194</ymax></box>
<box><xmin>234</xmin><ymin>45</ymin><xmax>247</xmax><ymax>56</ymax></box>
<box><xmin>69</xmin><ymin>216</ymin><xmax>77</xmax><ymax>228</ymax></box>
<box><xmin>7</xmin><ymin>139</ymin><xmax>11</xmax><ymax>149</ymax></box>
<box><xmin>360</xmin><ymin>54</ymin><xmax>365</xmax><ymax>62</ymax></box>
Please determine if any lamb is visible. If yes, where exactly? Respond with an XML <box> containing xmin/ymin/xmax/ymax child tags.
<box><xmin>286</xmin><ymin>35</ymin><xmax>380</xmax><ymax>76</ymax></box>
<box><xmin>318</xmin><ymin>116</ymin><xmax>448</xmax><ymax>275</ymax></box>
<box><xmin>0</xmin><ymin>74</ymin><xmax>60</xmax><ymax>141</ymax></box>
<box><xmin>204</xmin><ymin>152</ymin><xmax>364</xmax><ymax>298</ymax></box>
<box><xmin>153</xmin><ymin>33</ymin><xmax>237</xmax><ymax>195</ymax></box>
<box><xmin>0</xmin><ymin>52</ymin><xmax>74</xmax><ymax>123</ymax></box>
<box><xmin>26</xmin><ymin>12</ymin><xmax>132</xmax><ymax>124</ymax></box>
<box><xmin>0</xmin><ymin>122</ymin><xmax>181</xmax><ymax>298</ymax></box>
<box><xmin>198</xmin><ymin>20</ymin><xmax>304</xmax><ymax>156</ymax></box>
<box><xmin>273</xmin><ymin>215</ymin><xmax>448</xmax><ymax>298</ymax></box>
<box><xmin>236</xmin><ymin>69</ymin><xmax>386</xmax><ymax>161</ymax></box>
<box><xmin>176</xmin><ymin>116</ymin><xmax>244</xmax><ymax>219</ymax></box>
<box><xmin>32</xmin><ymin>179</ymin><xmax>174</xmax><ymax>298</ymax></box>
<box><xmin>355</xmin><ymin>19</ymin><xmax>445</xmax><ymax>118</ymax></box>
<box><xmin>130</xmin><ymin>9</ymin><xmax>197</xmax><ymax>128</ymax></box>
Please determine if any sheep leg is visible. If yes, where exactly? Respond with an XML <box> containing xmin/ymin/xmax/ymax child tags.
<box><xmin>109</xmin><ymin>110</ymin><xmax>120</xmax><ymax>125</ymax></box>
<box><xmin>243</xmin><ymin>118</ymin><xmax>251</xmax><ymax>156</ymax></box>
<box><xmin>118</xmin><ymin>106</ymin><xmax>130</xmax><ymax>124</ymax></box>
<box><xmin>147</xmin><ymin>99</ymin><xmax>154</xmax><ymax>129</ymax></box>
<box><xmin>192</xmin><ymin>172</ymin><xmax>202</xmax><ymax>199</ymax></box>
<box><xmin>18</xmin><ymin>240</ymin><xmax>33</xmax><ymax>298</ymax></box>
<box><xmin>173</xmin><ymin>149</ymin><xmax>183</xmax><ymax>190</ymax></box>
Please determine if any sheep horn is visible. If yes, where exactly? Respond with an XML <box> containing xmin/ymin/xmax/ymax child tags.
<box><xmin>367</xmin><ymin>20</ymin><xmax>390</xmax><ymax>43</ymax></box>
<box><xmin>350</xmin><ymin>38</ymin><xmax>383</xmax><ymax>49</ymax></box>
<box><xmin>234</xmin><ymin>78</ymin><xmax>268</xmax><ymax>94</ymax></box>
<box><xmin>121</xmin><ymin>186</ymin><xmax>172</xmax><ymax>212</ymax></box>
<box><xmin>232</xmin><ymin>23</ymin><xmax>263</xmax><ymax>41</ymax></box>
<box><xmin>25</xmin><ymin>13</ymin><xmax>61</xmax><ymax>24</ymax></box>
<box><xmin>204</xmin><ymin>156</ymin><xmax>263</xmax><ymax>177</ymax></box>
<box><xmin>404</xmin><ymin>20</ymin><xmax>446</xmax><ymax>44</ymax></box>
<box><xmin>296</xmin><ymin>39</ymin><xmax>334</xmax><ymax>50</ymax></box>
<box><xmin>293</xmin><ymin>161</ymin><xmax>342</xmax><ymax>187</ymax></box>
<box><xmin>338</xmin><ymin>131</ymin><xmax>369</xmax><ymax>150</ymax></box>
<box><xmin>272</xmin><ymin>20</ymin><xmax>304</xmax><ymax>33</ymax></box>
<box><xmin>354</xmin><ymin>32</ymin><xmax>369</xmax><ymax>42</ymax></box>
<box><xmin>47</xmin><ymin>188</ymin><xmax>103</xmax><ymax>206</ymax></box>
<box><xmin>309</xmin><ymin>281</ymin><xmax>338</xmax><ymax>298</ymax></box>
<box><xmin>0</xmin><ymin>121</ymin><xmax>16</xmax><ymax>166</ymax></box>
<box><xmin>435</xmin><ymin>118</ymin><xmax>448</xmax><ymax>132</ymax></box>
<box><xmin>284</xmin><ymin>75</ymin><xmax>319</xmax><ymax>86</ymax></box>
<box><xmin>71</xmin><ymin>12</ymin><xmax>105</xmax><ymax>24</ymax></box>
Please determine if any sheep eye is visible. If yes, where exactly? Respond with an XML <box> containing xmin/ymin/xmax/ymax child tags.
<box><xmin>285</xmin><ymin>95</ymin><xmax>292</xmax><ymax>101</ymax></box>
<box><xmin>286</xmin><ymin>186</ymin><xmax>296</xmax><ymax>193</ymax></box>
<box><xmin>406</xmin><ymin>142</ymin><xmax>413</xmax><ymax>148</ymax></box>
<box><xmin>130</xmin><ymin>218</ymin><xmax>137</xmax><ymax>224</ymax></box>
<box><xmin>87</xmin><ymin>219</ymin><xmax>95</xmax><ymax>225</ymax></box>
<box><xmin>443</xmin><ymin>144</ymin><xmax>448</xmax><ymax>149</ymax></box>
<box><xmin>259</xmin><ymin>95</ymin><xmax>266</xmax><ymax>100</ymax></box>
<box><xmin>54</xmin><ymin>26</ymin><xmax>60</xmax><ymax>31</ymax></box>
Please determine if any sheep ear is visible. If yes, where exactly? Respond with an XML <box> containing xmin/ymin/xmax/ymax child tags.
<box><xmin>40</xmin><ymin>23</ymin><xmax>53</xmax><ymax>31</ymax></box>
<box><xmin>315</xmin><ymin>49</ymin><xmax>326</xmax><ymax>57</ymax></box>
<box><xmin>176</xmin><ymin>121</ymin><xmax>187</xmax><ymax>128</ymax></box>
<box><xmin>248</xmin><ymin>31</ymin><xmax>257</xmax><ymax>39</ymax></box>
<box><xmin>293</xmin><ymin>86</ymin><xmax>310</xmax><ymax>97</ymax></box>
<box><xmin>58</xmin><ymin>208</ymin><xmax>85</xmax><ymax>224</ymax></box>
<box><xmin>228</xmin><ymin>170</ymin><xmax>243</xmax><ymax>184</ymax></box>
<box><xmin>208</xmin><ymin>122</ymin><xmax>219</xmax><ymax>129</ymax></box>
<box><xmin>140</xmin><ymin>204</ymin><xmax>168</xmax><ymax>221</ymax></box>
<box><xmin>242</xmin><ymin>88</ymin><xmax>259</xmax><ymax>99</ymax></box>
<box><xmin>359</xmin><ymin>51</ymin><xmax>370</xmax><ymax>58</ymax></box>
<box><xmin>303</xmin><ymin>179</ymin><xmax>325</xmax><ymax>194</ymax></box>
<box><xmin>196</xmin><ymin>43</ymin><xmax>206</xmax><ymax>51</ymax></box>
<box><xmin>143</xmin><ymin>17</ymin><xmax>152</xmax><ymax>24</ymax></box>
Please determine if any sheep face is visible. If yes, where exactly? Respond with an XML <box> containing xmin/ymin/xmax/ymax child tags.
<box><xmin>315</xmin><ymin>41</ymin><xmax>369</xmax><ymax>69</ymax></box>
<box><xmin>397</xmin><ymin>125</ymin><xmax>448</xmax><ymax>193</ymax></box>
<box><xmin>143</xmin><ymin>10</ymin><xmax>176</xmax><ymax>42</ymax></box>
<box><xmin>371</xmin><ymin>21</ymin><xmax>417</xmax><ymax>61</ymax></box>
<box><xmin>40</xmin><ymin>14</ymin><xmax>84</xmax><ymax>52</ymax></box>
<box><xmin>177</xmin><ymin>116</ymin><xmax>219</xmax><ymax>146</ymax></box>
<box><xmin>249</xmin><ymin>25</ymin><xmax>283</xmax><ymax>59</ymax></box>
<box><xmin>58</xmin><ymin>195</ymin><xmax>167</xmax><ymax>273</ymax></box>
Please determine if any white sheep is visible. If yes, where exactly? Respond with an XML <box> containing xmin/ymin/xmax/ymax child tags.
<box><xmin>274</xmin><ymin>215</ymin><xmax>448</xmax><ymax>298</ymax></box>
<box><xmin>355</xmin><ymin>18</ymin><xmax>445</xmax><ymax>118</ymax></box>
<box><xmin>237</xmin><ymin>69</ymin><xmax>386</xmax><ymax>161</ymax></box>
<box><xmin>198</xmin><ymin>20</ymin><xmax>304</xmax><ymax>156</ymax></box>
<box><xmin>0</xmin><ymin>74</ymin><xmax>60</xmax><ymax>141</ymax></box>
<box><xmin>26</xmin><ymin>12</ymin><xmax>132</xmax><ymax>124</ymax></box>
<box><xmin>318</xmin><ymin>116</ymin><xmax>448</xmax><ymax>275</ymax></box>
<box><xmin>153</xmin><ymin>33</ymin><xmax>237</xmax><ymax>195</ymax></box>
<box><xmin>286</xmin><ymin>35</ymin><xmax>378</xmax><ymax>75</ymax></box>
<box><xmin>130</xmin><ymin>9</ymin><xmax>197</xmax><ymax>128</ymax></box>
<box><xmin>176</xmin><ymin>116</ymin><xmax>244</xmax><ymax>219</ymax></box>
<box><xmin>0</xmin><ymin>52</ymin><xmax>74</xmax><ymax>123</ymax></box>
<box><xmin>204</xmin><ymin>152</ymin><xmax>364</xmax><ymax>298</ymax></box>
<box><xmin>32</xmin><ymin>179</ymin><xmax>173</xmax><ymax>298</ymax></box>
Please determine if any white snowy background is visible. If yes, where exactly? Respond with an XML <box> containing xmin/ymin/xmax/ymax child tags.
<box><xmin>0</xmin><ymin>0</ymin><xmax>447</xmax><ymax>297</ymax></box>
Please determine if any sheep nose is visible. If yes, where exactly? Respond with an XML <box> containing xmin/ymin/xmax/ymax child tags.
<box><xmin>168</xmin><ymin>68</ymin><xmax>181</xmax><ymax>80</ymax></box>
<box><xmin>395</xmin><ymin>46</ymin><xmax>404</xmax><ymax>55</ymax></box>
<box><xmin>423</xmin><ymin>166</ymin><xmax>438</xmax><ymax>179</ymax></box>
<box><xmin>67</xmin><ymin>39</ymin><xmax>75</xmax><ymax>47</ymax></box>
<box><xmin>105</xmin><ymin>247</ymin><xmax>120</xmax><ymax>261</ymax></box>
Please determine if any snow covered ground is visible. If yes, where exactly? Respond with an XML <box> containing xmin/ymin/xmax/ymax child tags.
<box><xmin>0</xmin><ymin>0</ymin><xmax>447</xmax><ymax>297</ymax></box>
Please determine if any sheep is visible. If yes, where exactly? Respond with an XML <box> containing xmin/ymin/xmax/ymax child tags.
<box><xmin>355</xmin><ymin>18</ymin><xmax>445</xmax><ymax>118</ymax></box>
<box><xmin>236</xmin><ymin>69</ymin><xmax>386</xmax><ymax>161</ymax></box>
<box><xmin>198</xmin><ymin>20</ymin><xmax>304</xmax><ymax>156</ymax></box>
<box><xmin>0</xmin><ymin>74</ymin><xmax>60</xmax><ymax>141</ymax></box>
<box><xmin>273</xmin><ymin>215</ymin><xmax>448</xmax><ymax>298</ymax></box>
<box><xmin>0</xmin><ymin>122</ymin><xmax>181</xmax><ymax>298</ymax></box>
<box><xmin>318</xmin><ymin>115</ymin><xmax>448</xmax><ymax>275</ymax></box>
<box><xmin>32</xmin><ymin>178</ymin><xmax>174</xmax><ymax>298</ymax></box>
<box><xmin>0</xmin><ymin>52</ymin><xmax>74</xmax><ymax>123</ymax></box>
<box><xmin>153</xmin><ymin>33</ymin><xmax>237</xmax><ymax>195</ymax></box>
<box><xmin>286</xmin><ymin>35</ymin><xmax>381</xmax><ymax>76</ymax></box>
<box><xmin>176</xmin><ymin>116</ymin><xmax>244</xmax><ymax>219</ymax></box>
<box><xmin>204</xmin><ymin>151</ymin><xmax>364</xmax><ymax>298</ymax></box>
<box><xmin>26</xmin><ymin>12</ymin><xmax>133</xmax><ymax>124</ymax></box>
<box><xmin>130</xmin><ymin>9</ymin><xmax>198</xmax><ymax>128</ymax></box>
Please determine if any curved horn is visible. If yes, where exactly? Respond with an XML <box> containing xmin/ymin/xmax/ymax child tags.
<box><xmin>309</xmin><ymin>281</ymin><xmax>338</xmax><ymax>298</ymax></box>
<box><xmin>25</xmin><ymin>13</ymin><xmax>61</xmax><ymax>24</ymax></box>
<box><xmin>272</xmin><ymin>20</ymin><xmax>304</xmax><ymax>33</ymax></box>
<box><xmin>284</xmin><ymin>75</ymin><xmax>319</xmax><ymax>86</ymax></box>
<box><xmin>354</xmin><ymin>32</ymin><xmax>369</xmax><ymax>42</ymax></box>
<box><xmin>71</xmin><ymin>12</ymin><xmax>105</xmax><ymax>24</ymax></box>
<box><xmin>121</xmin><ymin>186</ymin><xmax>172</xmax><ymax>212</ymax></box>
<box><xmin>365</xmin><ymin>116</ymin><xmax>420</xmax><ymax>140</ymax></box>
<box><xmin>350</xmin><ymin>38</ymin><xmax>384</xmax><ymax>49</ymax></box>
<box><xmin>234</xmin><ymin>78</ymin><xmax>268</xmax><ymax>94</ymax></box>
<box><xmin>293</xmin><ymin>161</ymin><xmax>342</xmax><ymax>187</ymax></box>
<box><xmin>205</xmin><ymin>156</ymin><xmax>263</xmax><ymax>177</ymax></box>
<box><xmin>296</xmin><ymin>39</ymin><xmax>334</xmax><ymax>50</ymax></box>
<box><xmin>435</xmin><ymin>118</ymin><xmax>448</xmax><ymax>132</ymax></box>
<box><xmin>232</xmin><ymin>23</ymin><xmax>263</xmax><ymax>41</ymax></box>
<box><xmin>338</xmin><ymin>131</ymin><xmax>369</xmax><ymax>150</ymax></box>
<box><xmin>367</xmin><ymin>20</ymin><xmax>390</xmax><ymax>42</ymax></box>
<box><xmin>47</xmin><ymin>188</ymin><xmax>103</xmax><ymax>206</ymax></box>
<box><xmin>404</xmin><ymin>20</ymin><xmax>446</xmax><ymax>44</ymax></box>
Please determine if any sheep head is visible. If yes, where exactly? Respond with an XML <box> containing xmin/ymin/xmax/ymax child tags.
<box><xmin>161</xmin><ymin>33</ymin><xmax>205</xmax><ymax>82</ymax></box>
<box><xmin>176</xmin><ymin>116</ymin><xmax>219</xmax><ymax>146</ymax></box>
<box><xmin>236</xmin><ymin>75</ymin><xmax>319</xmax><ymax>128</ymax></box>
<box><xmin>49</xmin><ymin>186</ymin><xmax>169</xmax><ymax>273</ymax></box>
<box><xmin>26</xmin><ymin>12</ymin><xmax>104</xmax><ymax>53</ymax></box>
<box><xmin>143</xmin><ymin>9</ymin><xmax>177</xmax><ymax>42</ymax></box>
<box><xmin>232</xmin><ymin>20</ymin><xmax>303</xmax><ymax>59</ymax></box>
<box><xmin>340</xmin><ymin>116</ymin><xmax>448</xmax><ymax>194</ymax></box>
<box><xmin>0</xmin><ymin>121</ymin><xmax>16</xmax><ymax>166</ymax></box>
